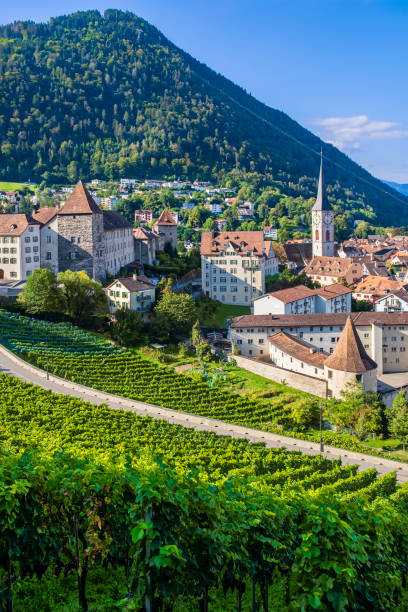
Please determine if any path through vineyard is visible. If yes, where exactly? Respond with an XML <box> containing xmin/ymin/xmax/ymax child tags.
<box><xmin>1</xmin><ymin>343</ymin><xmax>408</xmax><ymax>482</ymax></box>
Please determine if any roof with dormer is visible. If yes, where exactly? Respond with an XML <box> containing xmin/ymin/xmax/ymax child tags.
<box><xmin>58</xmin><ymin>181</ymin><xmax>102</xmax><ymax>215</ymax></box>
<box><xmin>200</xmin><ymin>231</ymin><xmax>264</xmax><ymax>256</ymax></box>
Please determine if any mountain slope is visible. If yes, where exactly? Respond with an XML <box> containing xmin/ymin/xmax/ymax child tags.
<box><xmin>0</xmin><ymin>9</ymin><xmax>406</xmax><ymax>224</ymax></box>
<box><xmin>384</xmin><ymin>181</ymin><xmax>408</xmax><ymax>197</ymax></box>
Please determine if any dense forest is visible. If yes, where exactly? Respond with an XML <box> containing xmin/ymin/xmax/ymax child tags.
<box><xmin>0</xmin><ymin>9</ymin><xmax>407</xmax><ymax>225</ymax></box>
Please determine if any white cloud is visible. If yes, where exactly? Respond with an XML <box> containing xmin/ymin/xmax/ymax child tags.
<box><xmin>313</xmin><ymin>115</ymin><xmax>408</xmax><ymax>152</ymax></box>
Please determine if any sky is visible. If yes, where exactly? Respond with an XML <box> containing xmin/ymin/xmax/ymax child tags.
<box><xmin>2</xmin><ymin>0</ymin><xmax>408</xmax><ymax>183</ymax></box>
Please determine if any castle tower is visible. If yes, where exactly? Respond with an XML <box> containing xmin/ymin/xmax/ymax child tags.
<box><xmin>312</xmin><ymin>155</ymin><xmax>334</xmax><ymax>257</ymax></box>
<box><xmin>324</xmin><ymin>316</ymin><xmax>377</xmax><ymax>398</ymax></box>
<box><xmin>153</xmin><ymin>209</ymin><xmax>178</xmax><ymax>252</ymax></box>
<box><xmin>57</xmin><ymin>181</ymin><xmax>106</xmax><ymax>281</ymax></box>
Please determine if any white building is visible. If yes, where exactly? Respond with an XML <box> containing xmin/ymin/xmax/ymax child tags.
<box><xmin>201</xmin><ymin>231</ymin><xmax>278</xmax><ymax>305</ymax></box>
<box><xmin>375</xmin><ymin>290</ymin><xmax>408</xmax><ymax>312</ymax></box>
<box><xmin>229</xmin><ymin>311</ymin><xmax>408</xmax><ymax>375</ymax></box>
<box><xmin>253</xmin><ymin>284</ymin><xmax>352</xmax><ymax>316</ymax></box>
<box><xmin>311</xmin><ymin>156</ymin><xmax>334</xmax><ymax>258</ymax></box>
<box><xmin>263</xmin><ymin>226</ymin><xmax>278</xmax><ymax>240</ymax></box>
<box><xmin>0</xmin><ymin>214</ymin><xmax>41</xmax><ymax>281</ymax></box>
<box><xmin>106</xmin><ymin>275</ymin><xmax>156</xmax><ymax>317</ymax></box>
<box><xmin>206</xmin><ymin>202</ymin><xmax>223</xmax><ymax>215</ymax></box>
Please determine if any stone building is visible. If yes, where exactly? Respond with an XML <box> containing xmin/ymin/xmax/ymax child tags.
<box><xmin>153</xmin><ymin>209</ymin><xmax>178</xmax><ymax>252</ymax></box>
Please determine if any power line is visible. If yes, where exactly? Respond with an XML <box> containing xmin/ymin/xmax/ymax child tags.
<box><xmin>188</xmin><ymin>66</ymin><xmax>408</xmax><ymax>211</ymax></box>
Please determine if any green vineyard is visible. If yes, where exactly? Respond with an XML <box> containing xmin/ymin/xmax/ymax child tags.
<box><xmin>0</xmin><ymin>373</ymin><xmax>407</xmax><ymax>611</ymax></box>
<box><xmin>0</xmin><ymin>310</ymin><xmax>389</xmax><ymax>456</ymax></box>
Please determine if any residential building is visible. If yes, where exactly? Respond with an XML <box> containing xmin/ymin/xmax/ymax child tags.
<box><xmin>206</xmin><ymin>202</ymin><xmax>223</xmax><ymax>215</ymax></box>
<box><xmin>263</xmin><ymin>226</ymin><xmax>278</xmax><ymax>240</ymax></box>
<box><xmin>352</xmin><ymin>276</ymin><xmax>406</xmax><ymax>304</ymax></box>
<box><xmin>304</xmin><ymin>256</ymin><xmax>364</xmax><ymax>286</ymax></box>
<box><xmin>375</xmin><ymin>290</ymin><xmax>408</xmax><ymax>312</ymax></box>
<box><xmin>228</xmin><ymin>311</ymin><xmax>408</xmax><ymax>375</ymax></box>
<box><xmin>311</xmin><ymin>156</ymin><xmax>334</xmax><ymax>258</ymax></box>
<box><xmin>133</xmin><ymin>227</ymin><xmax>162</xmax><ymax>266</ymax></box>
<box><xmin>282</xmin><ymin>241</ymin><xmax>313</xmax><ymax>271</ymax></box>
<box><xmin>215</xmin><ymin>219</ymin><xmax>227</xmax><ymax>231</ymax></box>
<box><xmin>106</xmin><ymin>275</ymin><xmax>156</xmax><ymax>316</ymax></box>
<box><xmin>253</xmin><ymin>283</ymin><xmax>352</xmax><ymax>316</ymax></box>
<box><xmin>0</xmin><ymin>214</ymin><xmax>41</xmax><ymax>281</ymax></box>
<box><xmin>135</xmin><ymin>210</ymin><xmax>153</xmax><ymax>223</ymax></box>
<box><xmin>32</xmin><ymin>207</ymin><xmax>59</xmax><ymax>276</ymax></box>
<box><xmin>153</xmin><ymin>209</ymin><xmax>178</xmax><ymax>251</ymax></box>
<box><xmin>200</xmin><ymin>231</ymin><xmax>278</xmax><ymax>305</ymax></box>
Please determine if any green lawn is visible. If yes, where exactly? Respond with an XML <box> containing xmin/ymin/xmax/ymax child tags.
<box><xmin>211</xmin><ymin>303</ymin><xmax>251</xmax><ymax>328</ymax></box>
<box><xmin>0</xmin><ymin>180</ymin><xmax>35</xmax><ymax>192</ymax></box>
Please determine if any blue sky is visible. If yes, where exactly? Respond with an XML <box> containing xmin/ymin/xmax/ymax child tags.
<box><xmin>2</xmin><ymin>0</ymin><xmax>408</xmax><ymax>183</ymax></box>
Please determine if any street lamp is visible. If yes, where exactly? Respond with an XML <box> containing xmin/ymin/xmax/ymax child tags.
<box><xmin>320</xmin><ymin>404</ymin><xmax>324</xmax><ymax>454</ymax></box>
<box><xmin>41</xmin><ymin>340</ymin><xmax>49</xmax><ymax>380</ymax></box>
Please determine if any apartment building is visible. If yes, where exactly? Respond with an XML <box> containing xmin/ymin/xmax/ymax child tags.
<box><xmin>229</xmin><ymin>311</ymin><xmax>408</xmax><ymax>374</ymax></box>
<box><xmin>375</xmin><ymin>290</ymin><xmax>408</xmax><ymax>312</ymax></box>
<box><xmin>201</xmin><ymin>231</ymin><xmax>278</xmax><ymax>305</ymax></box>
<box><xmin>0</xmin><ymin>214</ymin><xmax>41</xmax><ymax>281</ymax></box>
<box><xmin>253</xmin><ymin>283</ymin><xmax>352</xmax><ymax>315</ymax></box>
<box><xmin>353</xmin><ymin>275</ymin><xmax>406</xmax><ymax>304</ymax></box>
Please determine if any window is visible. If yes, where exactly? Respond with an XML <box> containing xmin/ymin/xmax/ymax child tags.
<box><xmin>364</xmin><ymin>333</ymin><xmax>369</xmax><ymax>338</ymax></box>
<box><xmin>392</xmin><ymin>347</ymin><xmax>397</xmax><ymax>353</ymax></box>
<box><xmin>122</xmin><ymin>292</ymin><xmax>128</xmax><ymax>298</ymax></box>
<box><xmin>71</xmin><ymin>237</ymin><xmax>76</xmax><ymax>243</ymax></box>
<box><xmin>220</xmin><ymin>286</ymin><xmax>227</xmax><ymax>292</ymax></box>
<box><xmin>356</xmin><ymin>374</ymin><xmax>362</xmax><ymax>382</ymax></box>
<box><xmin>10</xmin><ymin>258</ymin><xmax>16</xmax><ymax>264</ymax></box>
<box><xmin>28</xmin><ymin>226</ymin><xmax>33</xmax><ymax>233</ymax></box>
<box><xmin>330</xmin><ymin>348</ymin><xmax>333</xmax><ymax>354</ymax></box>
<box><xmin>10</xmin><ymin>248</ymin><xmax>16</xmax><ymax>254</ymax></box>
<box><xmin>396</xmin><ymin>358</ymin><xmax>400</xmax><ymax>364</ymax></box>
<box><xmin>310</xmin><ymin>327</ymin><xmax>314</xmax><ymax>332</ymax></box>
<box><xmin>33</xmin><ymin>236</ymin><xmax>38</xmax><ymax>242</ymax></box>
<box><xmin>77</xmin><ymin>237</ymin><xmax>81</xmax><ymax>244</ymax></box>
<box><xmin>315</xmin><ymin>230</ymin><xmax>319</xmax><ymax>241</ymax></box>
<box><xmin>34</xmin><ymin>256</ymin><xmax>39</xmax><ymax>262</ymax></box>
<box><xmin>213</xmin><ymin>286</ymin><xmax>217</xmax><ymax>292</ymax></box>
<box><xmin>320</xmin><ymin>337</ymin><xmax>323</xmax><ymax>342</ymax></box>
<box><xmin>309</xmin><ymin>337</ymin><xmax>313</xmax><ymax>342</ymax></box>
<box><xmin>259</xmin><ymin>339</ymin><xmax>264</xmax><ymax>344</ymax></box>
<box><xmin>10</xmin><ymin>272</ymin><xmax>17</xmax><ymax>278</ymax></box>
<box><xmin>220</xmin><ymin>277</ymin><xmax>226</xmax><ymax>283</ymax></box>
<box><xmin>46</xmin><ymin>235</ymin><xmax>52</xmax><ymax>244</ymax></box>
<box><xmin>2</xmin><ymin>258</ymin><xmax>9</xmax><ymax>264</ymax></box>
<box><xmin>230</xmin><ymin>277</ymin><xmax>237</xmax><ymax>283</ymax></box>
<box><xmin>248</xmin><ymin>349</ymin><xmax>252</xmax><ymax>355</ymax></box>
<box><xmin>25</xmin><ymin>247</ymin><xmax>31</xmax><ymax>253</ymax></box>
<box><xmin>26</xmin><ymin>270</ymin><xmax>32</xmax><ymax>276</ymax></box>
<box><xmin>25</xmin><ymin>257</ymin><xmax>31</xmax><ymax>263</ymax></box>
<box><xmin>331</xmin><ymin>337</ymin><xmax>336</xmax><ymax>343</ymax></box>
<box><xmin>46</xmin><ymin>252</ymin><xmax>52</xmax><ymax>260</ymax></box>
<box><xmin>25</xmin><ymin>237</ymin><xmax>30</xmax><ymax>243</ymax></box>
<box><xmin>33</xmin><ymin>246</ymin><xmax>38</xmax><ymax>253</ymax></box>
<box><xmin>230</xmin><ymin>287</ymin><xmax>238</xmax><ymax>293</ymax></box>
<box><xmin>260</xmin><ymin>350</ymin><xmax>263</xmax><ymax>355</ymax></box>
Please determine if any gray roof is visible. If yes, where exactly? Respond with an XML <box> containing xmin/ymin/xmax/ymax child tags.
<box><xmin>312</xmin><ymin>156</ymin><xmax>333</xmax><ymax>212</ymax></box>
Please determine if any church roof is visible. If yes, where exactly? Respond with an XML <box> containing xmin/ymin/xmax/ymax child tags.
<box><xmin>58</xmin><ymin>181</ymin><xmax>102</xmax><ymax>215</ymax></box>
<box><xmin>155</xmin><ymin>209</ymin><xmax>177</xmax><ymax>226</ymax></box>
<box><xmin>324</xmin><ymin>316</ymin><xmax>377</xmax><ymax>373</ymax></box>
<box><xmin>312</xmin><ymin>156</ymin><xmax>333</xmax><ymax>212</ymax></box>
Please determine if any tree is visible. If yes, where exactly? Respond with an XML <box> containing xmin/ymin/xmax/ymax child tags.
<box><xmin>203</xmin><ymin>217</ymin><xmax>215</xmax><ymax>232</ymax></box>
<box><xmin>196</xmin><ymin>341</ymin><xmax>212</xmax><ymax>362</ymax></box>
<box><xmin>328</xmin><ymin>383</ymin><xmax>384</xmax><ymax>436</ymax></box>
<box><xmin>154</xmin><ymin>292</ymin><xmax>197</xmax><ymax>340</ymax></box>
<box><xmin>290</xmin><ymin>399</ymin><xmax>319</xmax><ymax>430</ymax></box>
<box><xmin>110</xmin><ymin>308</ymin><xmax>144</xmax><ymax>347</ymax></box>
<box><xmin>389</xmin><ymin>394</ymin><xmax>408</xmax><ymax>451</ymax></box>
<box><xmin>57</xmin><ymin>270</ymin><xmax>107</xmax><ymax>323</ymax></box>
<box><xmin>17</xmin><ymin>269</ymin><xmax>64</xmax><ymax>315</ymax></box>
<box><xmin>191</xmin><ymin>320</ymin><xmax>203</xmax><ymax>347</ymax></box>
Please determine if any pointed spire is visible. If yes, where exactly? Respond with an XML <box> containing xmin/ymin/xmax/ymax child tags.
<box><xmin>156</xmin><ymin>209</ymin><xmax>176</xmax><ymax>226</ymax></box>
<box><xmin>312</xmin><ymin>153</ymin><xmax>332</xmax><ymax>212</ymax></box>
<box><xmin>58</xmin><ymin>181</ymin><xmax>101</xmax><ymax>215</ymax></box>
<box><xmin>325</xmin><ymin>316</ymin><xmax>377</xmax><ymax>373</ymax></box>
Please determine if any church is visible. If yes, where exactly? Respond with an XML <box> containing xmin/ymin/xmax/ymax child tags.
<box><xmin>311</xmin><ymin>154</ymin><xmax>335</xmax><ymax>258</ymax></box>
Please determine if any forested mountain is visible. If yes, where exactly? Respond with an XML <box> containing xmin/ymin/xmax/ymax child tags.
<box><xmin>0</xmin><ymin>9</ymin><xmax>406</xmax><ymax>225</ymax></box>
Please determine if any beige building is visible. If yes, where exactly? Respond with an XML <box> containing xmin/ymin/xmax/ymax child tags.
<box><xmin>304</xmin><ymin>256</ymin><xmax>365</xmax><ymax>286</ymax></box>
<box><xmin>201</xmin><ymin>231</ymin><xmax>278</xmax><ymax>305</ymax></box>
<box><xmin>229</xmin><ymin>311</ymin><xmax>408</xmax><ymax>375</ymax></box>
<box><xmin>0</xmin><ymin>214</ymin><xmax>41</xmax><ymax>281</ymax></box>
<box><xmin>106</xmin><ymin>275</ymin><xmax>156</xmax><ymax>316</ymax></box>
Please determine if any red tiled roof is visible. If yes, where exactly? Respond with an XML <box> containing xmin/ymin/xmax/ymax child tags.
<box><xmin>267</xmin><ymin>286</ymin><xmax>315</xmax><ymax>304</ymax></box>
<box><xmin>312</xmin><ymin>283</ymin><xmax>352</xmax><ymax>298</ymax></box>
<box><xmin>353</xmin><ymin>275</ymin><xmax>404</xmax><ymax>295</ymax></box>
<box><xmin>32</xmin><ymin>206</ymin><xmax>59</xmax><ymax>225</ymax></box>
<box><xmin>201</xmin><ymin>231</ymin><xmax>264</xmax><ymax>256</ymax></box>
<box><xmin>106</xmin><ymin>275</ymin><xmax>155</xmax><ymax>293</ymax></box>
<box><xmin>230</xmin><ymin>311</ymin><xmax>408</xmax><ymax>328</ymax></box>
<box><xmin>155</xmin><ymin>209</ymin><xmax>177</xmax><ymax>226</ymax></box>
<box><xmin>269</xmin><ymin>331</ymin><xmax>328</xmax><ymax>367</ymax></box>
<box><xmin>0</xmin><ymin>213</ymin><xmax>40</xmax><ymax>236</ymax></box>
<box><xmin>58</xmin><ymin>181</ymin><xmax>101</xmax><ymax>215</ymax></box>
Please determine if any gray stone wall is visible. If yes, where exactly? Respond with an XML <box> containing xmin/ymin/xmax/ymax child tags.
<box><xmin>57</xmin><ymin>213</ymin><xmax>106</xmax><ymax>281</ymax></box>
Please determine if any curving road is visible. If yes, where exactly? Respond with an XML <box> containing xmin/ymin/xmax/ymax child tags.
<box><xmin>1</xmin><ymin>344</ymin><xmax>408</xmax><ymax>482</ymax></box>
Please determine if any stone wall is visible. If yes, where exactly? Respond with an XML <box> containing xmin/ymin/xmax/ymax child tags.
<box><xmin>57</xmin><ymin>213</ymin><xmax>105</xmax><ymax>281</ymax></box>
<box><xmin>232</xmin><ymin>355</ymin><xmax>327</xmax><ymax>398</ymax></box>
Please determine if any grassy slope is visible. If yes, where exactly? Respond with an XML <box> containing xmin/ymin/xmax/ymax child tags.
<box><xmin>0</xmin><ymin>181</ymin><xmax>34</xmax><ymax>191</ymax></box>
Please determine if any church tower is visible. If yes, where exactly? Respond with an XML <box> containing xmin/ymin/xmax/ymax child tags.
<box><xmin>312</xmin><ymin>154</ymin><xmax>334</xmax><ymax>257</ymax></box>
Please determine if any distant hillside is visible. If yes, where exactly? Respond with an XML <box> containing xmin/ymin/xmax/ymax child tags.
<box><xmin>384</xmin><ymin>181</ymin><xmax>408</xmax><ymax>197</ymax></box>
<box><xmin>0</xmin><ymin>9</ymin><xmax>406</xmax><ymax>224</ymax></box>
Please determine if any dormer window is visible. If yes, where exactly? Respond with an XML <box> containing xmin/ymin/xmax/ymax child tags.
<box><xmin>10</xmin><ymin>224</ymin><xmax>17</xmax><ymax>230</ymax></box>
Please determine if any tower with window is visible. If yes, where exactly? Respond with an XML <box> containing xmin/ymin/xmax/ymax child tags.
<box><xmin>311</xmin><ymin>155</ymin><xmax>334</xmax><ymax>257</ymax></box>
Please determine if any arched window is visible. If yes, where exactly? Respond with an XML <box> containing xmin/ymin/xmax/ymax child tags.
<box><xmin>315</xmin><ymin>230</ymin><xmax>319</xmax><ymax>241</ymax></box>
<box><xmin>326</xmin><ymin>230</ymin><xmax>330</xmax><ymax>241</ymax></box>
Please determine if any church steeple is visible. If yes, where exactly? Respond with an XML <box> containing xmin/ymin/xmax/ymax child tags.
<box><xmin>312</xmin><ymin>153</ymin><xmax>332</xmax><ymax>212</ymax></box>
<box><xmin>311</xmin><ymin>152</ymin><xmax>334</xmax><ymax>257</ymax></box>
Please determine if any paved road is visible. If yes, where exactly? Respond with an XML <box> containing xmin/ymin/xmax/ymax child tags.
<box><xmin>1</xmin><ymin>345</ymin><xmax>408</xmax><ymax>482</ymax></box>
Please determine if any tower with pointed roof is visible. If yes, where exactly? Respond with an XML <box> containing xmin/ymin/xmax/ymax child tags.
<box><xmin>153</xmin><ymin>209</ymin><xmax>178</xmax><ymax>252</ymax></box>
<box><xmin>324</xmin><ymin>316</ymin><xmax>377</xmax><ymax>397</ymax></box>
<box><xmin>312</xmin><ymin>154</ymin><xmax>334</xmax><ymax>257</ymax></box>
<box><xmin>57</xmin><ymin>181</ymin><xmax>106</xmax><ymax>281</ymax></box>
